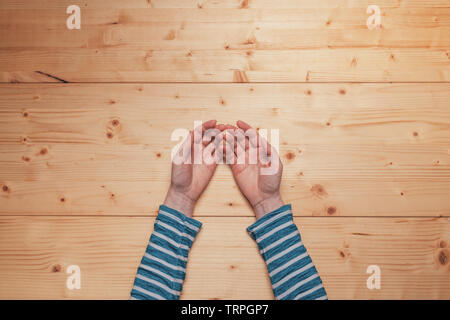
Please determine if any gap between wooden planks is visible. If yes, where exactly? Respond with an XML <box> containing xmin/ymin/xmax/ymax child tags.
<box><xmin>0</xmin><ymin>83</ymin><xmax>449</xmax><ymax>217</ymax></box>
<box><xmin>0</xmin><ymin>216</ymin><xmax>448</xmax><ymax>299</ymax></box>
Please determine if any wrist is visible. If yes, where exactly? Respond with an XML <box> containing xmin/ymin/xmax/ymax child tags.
<box><xmin>253</xmin><ymin>193</ymin><xmax>284</xmax><ymax>220</ymax></box>
<box><xmin>163</xmin><ymin>187</ymin><xmax>196</xmax><ymax>218</ymax></box>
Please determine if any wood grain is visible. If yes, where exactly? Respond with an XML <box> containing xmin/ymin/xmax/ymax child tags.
<box><xmin>0</xmin><ymin>84</ymin><xmax>449</xmax><ymax>217</ymax></box>
<box><xmin>0</xmin><ymin>2</ymin><xmax>448</xmax><ymax>82</ymax></box>
<box><xmin>0</xmin><ymin>216</ymin><xmax>448</xmax><ymax>300</ymax></box>
<box><xmin>2</xmin><ymin>0</ymin><xmax>449</xmax><ymax>9</ymax></box>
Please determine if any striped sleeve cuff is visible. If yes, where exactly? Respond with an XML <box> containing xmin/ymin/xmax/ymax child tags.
<box><xmin>247</xmin><ymin>204</ymin><xmax>327</xmax><ymax>300</ymax></box>
<box><xmin>130</xmin><ymin>205</ymin><xmax>202</xmax><ymax>300</ymax></box>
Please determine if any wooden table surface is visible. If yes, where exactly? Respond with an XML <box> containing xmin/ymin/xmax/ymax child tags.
<box><xmin>0</xmin><ymin>0</ymin><xmax>449</xmax><ymax>299</ymax></box>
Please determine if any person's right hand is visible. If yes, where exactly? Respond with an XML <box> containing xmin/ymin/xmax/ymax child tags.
<box><xmin>224</xmin><ymin>120</ymin><xmax>285</xmax><ymax>220</ymax></box>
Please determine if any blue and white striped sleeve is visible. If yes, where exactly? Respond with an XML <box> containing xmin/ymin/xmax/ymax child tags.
<box><xmin>247</xmin><ymin>204</ymin><xmax>327</xmax><ymax>300</ymax></box>
<box><xmin>130</xmin><ymin>204</ymin><xmax>202</xmax><ymax>300</ymax></box>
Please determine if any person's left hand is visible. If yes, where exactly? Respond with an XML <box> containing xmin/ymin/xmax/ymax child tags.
<box><xmin>164</xmin><ymin>120</ymin><xmax>228</xmax><ymax>217</ymax></box>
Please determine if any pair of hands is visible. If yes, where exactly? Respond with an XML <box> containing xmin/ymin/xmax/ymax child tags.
<box><xmin>164</xmin><ymin>120</ymin><xmax>284</xmax><ymax>220</ymax></box>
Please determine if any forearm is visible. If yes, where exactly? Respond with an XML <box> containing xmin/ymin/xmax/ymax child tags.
<box><xmin>247</xmin><ymin>204</ymin><xmax>327</xmax><ymax>300</ymax></box>
<box><xmin>163</xmin><ymin>187</ymin><xmax>196</xmax><ymax>218</ymax></box>
<box><xmin>130</xmin><ymin>204</ymin><xmax>202</xmax><ymax>300</ymax></box>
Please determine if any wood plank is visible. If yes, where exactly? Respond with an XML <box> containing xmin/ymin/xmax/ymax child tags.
<box><xmin>1</xmin><ymin>83</ymin><xmax>449</xmax><ymax>216</ymax></box>
<box><xmin>0</xmin><ymin>3</ymin><xmax>448</xmax><ymax>82</ymax></box>
<box><xmin>0</xmin><ymin>216</ymin><xmax>448</xmax><ymax>299</ymax></box>
<box><xmin>2</xmin><ymin>48</ymin><xmax>449</xmax><ymax>83</ymax></box>
<box><xmin>2</xmin><ymin>0</ymin><xmax>449</xmax><ymax>10</ymax></box>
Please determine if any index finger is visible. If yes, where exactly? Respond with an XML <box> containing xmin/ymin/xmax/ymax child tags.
<box><xmin>194</xmin><ymin>120</ymin><xmax>217</xmax><ymax>143</ymax></box>
<box><xmin>236</xmin><ymin>120</ymin><xmax>252</xmax><ymax>131</ymax></box>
